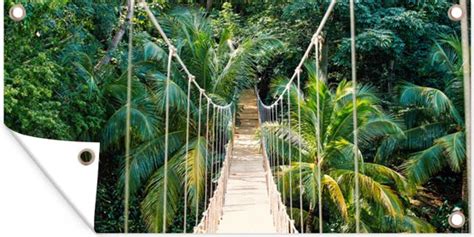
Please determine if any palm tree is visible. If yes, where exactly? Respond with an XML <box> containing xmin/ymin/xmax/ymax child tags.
<box><xmin>95</xmin><ymin>7</ymin><xmax>282</xmax><ymax>232</ymax></box>
<box><xmin>383</xmin><ymin>33</ymin><xmax>466</xmax><ymax>197</ymax></box>
<box><xmin>261</xmin><ymin>64</ymin><xmax>434</xmax><ymax>232</ymax></box>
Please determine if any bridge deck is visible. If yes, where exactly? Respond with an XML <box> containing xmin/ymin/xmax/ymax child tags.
<box><xmin>216</xmin><ymin>90</ymin><xmax>277</xmax><ymax>233</ymax></box>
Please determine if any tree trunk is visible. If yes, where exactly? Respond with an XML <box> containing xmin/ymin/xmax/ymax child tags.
<box><xmin>462</xmin><ymin>164</ymin><xmax>469</xmax><ymax>233</ymax></box>
<box><xmin>462</xmin><ymin>164</ymin><xmax>468</xmax><ymax>204</ymax></box>
<box><xmin>94</xmin><ymin>0</ymin><xmax>133</xmax><ymax>72</ymax></box>
<box><xmin>206</xmin><ymin>0</ymin><xmax>213</xmax><ymax>12</ymax></box>
<box><xmin>304</xmin><ymin>206</ymin><xmax>315</xmax><ymax>233</ymax></box>
<box><xmin>320</xmin><ymin>35</ymin><xmax>329</xmax><ymax>82</ymax></box>
<box><xmin>388</xmin><ymin>60</ymin><xmax>394</xmax><ymax>96</ymax></box>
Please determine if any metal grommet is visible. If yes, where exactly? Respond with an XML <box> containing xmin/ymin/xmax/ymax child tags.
<box><xmin>9</xmin><ymin>4</ymin><xmax>26</xmax><ymax>22</ymax></box>
<box><xmin>448</xmin><ymin>210</ymin><xmax>465</xmax><ymax>228</ymax></box>
<box><xmin>78</xmin><ymin>148</ymin><xmax>95</xmax><ymax>166</ymax></box>
<box><xmin>448</xmin><ymin>4</ymin><xmax>464</xmax><ymax>22</ymax></box>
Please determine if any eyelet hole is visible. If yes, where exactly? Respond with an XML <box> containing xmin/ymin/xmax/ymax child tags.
<box><xmin>448</xmin><ymin>211</ymin><xmax>465</xmax><ymax>229</ymax></box>
<box><xmin>448</xmin><ymin>4</ymin><xmax>464</xmax><ymax>22</ymax></box>
<box><xmin>9</xmin><ymin>4</ymin><xmax>26</xmax><ymax>22</ymax></box>
<box><xmin>78</xmin><ymin>149</ymin><xmax>95</xmax><ymax>166</ymax></box>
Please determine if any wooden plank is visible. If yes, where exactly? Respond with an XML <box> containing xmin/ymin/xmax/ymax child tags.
<box><xmin>217</xmin><ymin>90</ymin><xmax>277</xmax><ymax>233</ymax></box>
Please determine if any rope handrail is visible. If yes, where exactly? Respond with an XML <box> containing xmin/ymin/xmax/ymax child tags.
<box><xmin>257</xmin><ymin>0</ymin><xmax>337</xmax><ymax>109</ymax></box>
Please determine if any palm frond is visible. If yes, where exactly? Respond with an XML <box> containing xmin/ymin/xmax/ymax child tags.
<box><xmin>141</xmin><ymin>162</ymin><xmax>182</xmax><ymax>233</ymax></box>
<box><xmin>356</xmin><ymin>115</ymin><xmax>405</xmax><ymax>148</ymax></box>
<box><xmin>324</xmin><ymin>139</ymin><xmax>364</xmax><ymax>170</ymax></box>
<box><xmin>436</xmin><ymin>131</ymin><xmax>465</xmax><ymax>172</ymax></box>
<box><xmin>322</xmin><ymin>174</ymin><xmax>348</xmax><ymax>220</ymax></box>
<box><xmin>144</xmin><ymin>41</ymin><xmax>167</xmax><ymax>62</ymax></box>
<box><xmin>400</xmin><ymin>122</ymin><xmax>447</xmax><ymax>150</ymax></box>
<box><xmin>119</xmin><ymin>131</ymin><xmax>185</xmax><ymax>195</ymax></box>
<box><xmin>173</xmin><ymin>137</ymin><xmax>208</xmax><ymax>211</ymax></box>
<box><xmin>399</xmin><ymin>83</ymin><xmax>463</xmax><ymax>125</ymax></box>
<box><xmin>380</xmin><ymin>215</ymin><xmax>436</xmax><ymax>233</ymax></box>
<box><xmin>401</xmin><ymin>144</ymin><xmax>445</xmax><ymax>185</ymax></box>
<box><xmin>363</xmin><ymin>163</ymin><xmax>413</xmax><ymax>196</ymax></box>
<box><xmin>102</xmin><ymin>97</ymin><xmax>161</xmax><ymax>148</ymax></box>
<box><xmin>334</xmin><ymin>170</ymin><xmax>404</xmax><ymax>217</ymax></box>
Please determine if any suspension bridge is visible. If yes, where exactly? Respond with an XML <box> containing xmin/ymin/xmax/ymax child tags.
<box><xmin>124</xmin><ymin>0</ymin><xmax>359</xmax><ymax>233</ymax></box>
<box><xmin>215</xmin><ymin>90</ymin><xmax>289</xmax><ymax>233</ymax></box>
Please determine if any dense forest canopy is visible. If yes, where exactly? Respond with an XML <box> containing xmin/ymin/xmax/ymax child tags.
<box><xmin>4</xmin><ymin>0</ymin><xmax>469</xmax><ymax>233</ymax></box>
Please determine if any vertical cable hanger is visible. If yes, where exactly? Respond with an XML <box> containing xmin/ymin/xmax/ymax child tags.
<box><xmin>296</xmin><ymin>68</ymin><xmax>304</xmax><ymax>232</ymax></box>
<box><xmin>349</xmin><ymin>0</ymin><xmax>360</xmax><ymax>233</ymax></box>
<box><xmin>287</xmin><ymin>89</ymin><xmax>293</xmax><ymax>221</ymax></box>
<box><xmin>274</xmin><ymin>106</ymin><xmax>277</xmax><ymax>170</ymax></box>
<box><xmin>280</xmin><ymin>98</ymin><xmax>286</xmax><ymax>203</ymax></box>
<box><xmin>217</xmin><ymin>108</ymin><xmax>223</xmax><ymax>176</ymax></box>
<box><xmin>210</xmin><ymin>106</ymin><xmax>216</xmax><ymax>194</ymax></box>
<box><xmin>161</xmin><ymin>41</ymin><xmax>175</xmax><ymax>233</ymax></box>
<box><xmin>124</xmin><ymin>0</ymin><xmax>135</xmax><ymax>233</ymax></box>
<box><xmin>219</xmin><ymin>109</ymin><xmax>224</xmax><ymax>173</ymax></box>
<box><xmin>270</xmin><ymin>105</ymin><xmax>274</xmax><ymax>168</ymax></box>
<box><xmin>275</xmin><ymin>104</ymin><xmax>279</xmax><ymax>180</ymax></box>
<box><xmin>313</xmin><ymin>35</ymin><xmax>323</xmax><ymax>234</ymax></box>
<box><xmin>183</xmin><ymin>76</ymin><xmax>193</xmax><ymax>233</ymax></box>
<box><xmin>213</xmin><ymin>108</ymin><xmax>219</xmax><ymax>192</ymax></box>
<box><xmin>270</xmin><ymin>106</ymin><xmax>274</xmax><ymax>169</ymax></box>
<box><xmin>220</xmin><ymin>107</ymin><xmax>224</xmax><ymax>180</ymax></box>
<box><xmin>196</xmin><ymin>90</ymin><xmax>203</xmax><ymax>226</ymax></box>
<box><xmin>204</xmin><ymin>99</ymin><xmax>211</xmax><ymax>210</ymax></box>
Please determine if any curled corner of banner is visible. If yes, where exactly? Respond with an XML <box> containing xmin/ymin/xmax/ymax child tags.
<box><xmin>7</xmin><ymin>127</ymin><xmax>99</xmax><ymax>231</ymax></box>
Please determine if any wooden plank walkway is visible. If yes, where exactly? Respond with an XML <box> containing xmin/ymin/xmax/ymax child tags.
<box><xmin>216</xmin><ymin>90</ymin><xmax>277</xmax><ymax>233</ymax></box>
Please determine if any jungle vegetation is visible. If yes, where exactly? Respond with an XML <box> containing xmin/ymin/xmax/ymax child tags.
<box><xmin>4</xmin><ymin>0</ymin><xmax>468</xmax><ymax>233</ymax></box>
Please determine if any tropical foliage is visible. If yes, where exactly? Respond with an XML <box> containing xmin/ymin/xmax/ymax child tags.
<box><xmin>398</xmin><ymin>34</ymin><xmax>465</xmax><ymax>186</ymax></box>
<box><xmin>4</xmin><ymin>0</ymin><xmax>467</xmax><ymax>233</ymax></box>
<box><xmin>261</xmin><ymin>65</ymin><xmax>433</xmax><ymax>232</ymax></box>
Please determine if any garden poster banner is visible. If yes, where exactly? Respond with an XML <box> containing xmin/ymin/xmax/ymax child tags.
<box><xmin>3</xmin><ymin>0</ymin><xmax>472</xmax><ymax>234</ymax></box>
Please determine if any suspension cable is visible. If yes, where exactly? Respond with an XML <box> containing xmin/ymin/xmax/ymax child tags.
<box><xmin>160</xmin><ymin>41</ymin><xmax>175</xmax><ymax>233</ymax></box>
<box><xmin>139</xmin><ymin>1</ymin><xmax>232</xmax><ymax>110</ymax></box>
<box><xmin>280</xmin><ymin>98</ymin><xmax>285</xmax><ymax>203</ymax></box>
<box><xmin>275</xmin><ymin>105</ymin><xmax>279</xmax><ymax>179</ymax></box>
<box><xmin>217</xmin><ymin>108</ymin><xmax>222</xmax><ymax>177</ymax></box>
<box><xmin>183</xmin><ymin>77</ymin><xmax>192</xmax><ymax>233</ymax></box>
<box><xmin>314</xmin><ymin>38</ymin><xmax>323</xmax><ymax>234</ymax></box>
<box><xmin>124</xmin><ymin>0</ymin><xmax>135</xmax><ymax>233</ymax></box>
<box><xmin>267</xmin><ymin>107</ymin><xmax>274</xmax><ymax>168</ymax></box>
<box><xmin>196</xmin><ymin>90</ymin><xmax>203</xmax><ymax>226</ymax></box>
<box><xmin>257</xmin><ymin>0</ymin><xmax>337</xmax><ymax>108</ymax></box>
<box><xmin>349</xmin><ymin>0</ymin><xmax>360</xmax><ymax>233</ymax></box>
<box><xmin>287</xmin><ymin>89</ymin><xmax>293</xmax><ymax>221</ymax></box>
<box><xmin>210</xmin><ymin>106</ymin><xmax>217</xmax><ymax>195</ymax></box>
<box><xmin>296</xmin><ymin>69</ymin><xmax>304</xmax><ymax>232</ymax></box>
<box><xmin>204</xmin><ymin>99</ymin><xmax>210</xmax><ymax>210</ymax></box>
